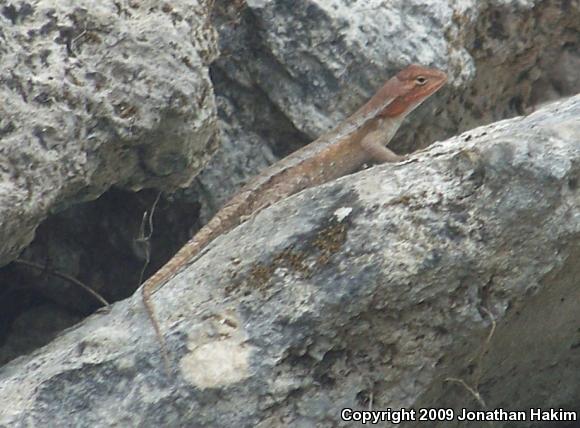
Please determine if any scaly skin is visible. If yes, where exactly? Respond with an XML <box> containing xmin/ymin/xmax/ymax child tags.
<box><xmin>142</xmin><ymin>64</ymin><xmax>448</xmax><ymax>369</ymax></box>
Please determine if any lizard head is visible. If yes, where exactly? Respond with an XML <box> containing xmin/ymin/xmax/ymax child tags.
<box><xmin>348</xmin><ymin>64</ymin><xmax>447</xmax><ymax>128</ymax></box>
<box><xmin>379</xmin><ymin>64</ymin><xmax>448</xmax><ymax>118</ymax></box>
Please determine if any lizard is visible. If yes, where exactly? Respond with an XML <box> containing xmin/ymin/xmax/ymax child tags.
<box><xmin>141</xmin><ymin>64</ymin><xmax>447</xmax><ymax>368</ymax></box>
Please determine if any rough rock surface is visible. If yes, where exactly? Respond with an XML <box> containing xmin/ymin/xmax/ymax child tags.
<box><xmin>2</xmin><ymin>0</ymin><xmax>580</xmax><ymax>424</ymax></box>
<box><xmin>3</xmin><ymin>0</ymin><xmax>580</xmax><ymax>365</ymax></box>
<box><xmin>199</xmin><ymin>0</ymin><xmax>580</xmax><ymax>216</ymax></box>
<box><xmin>0</xmin><ymin>0</ymin><xmax>218</xmax><ymax>264</ymax></box>
<box><xmin>1</xmin><ymin>94</ymin><xmax>579</xmax><ymax>427</ymax></box>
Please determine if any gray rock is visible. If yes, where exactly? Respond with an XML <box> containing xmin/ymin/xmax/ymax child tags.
<box><xmin>1</xmin><ymin>94</ymin><xmax>578</xmax><ymax>427</ymax></box>
<box><xmin>2</xmin><ymin>0</ymin><xmax>580</xmax><ymax>425</ymax></box>
<box><xmin>199</xmin><ymin>0</ymin><xmax>580</xmax><ymax>219</ymax></box>
<box><xmin>0</xmin><ymin>0</ymin><xmax>218</xmax><ymax>264</ymax></box>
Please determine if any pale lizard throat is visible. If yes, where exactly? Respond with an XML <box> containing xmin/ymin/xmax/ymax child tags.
<box><xmin>141</xmin><ymin>64</ymin><xmax>448</xmax><ymax>369</ymax></box>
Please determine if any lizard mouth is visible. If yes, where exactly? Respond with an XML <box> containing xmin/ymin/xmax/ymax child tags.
<box><xmin>432</xmin><ymin>72</ymin><xmax>448</xmax><ymax>91</ymax></box>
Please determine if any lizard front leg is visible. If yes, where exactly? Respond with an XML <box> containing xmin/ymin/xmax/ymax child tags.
<box><xmin>359</xmin><ymin>129</ymin><xmax>407</xmax><ymax>163</ymax></box>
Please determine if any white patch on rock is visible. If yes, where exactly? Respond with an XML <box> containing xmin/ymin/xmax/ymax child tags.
<box><xmin>181</xmin><ymin>339</ymin><xmax>254</xmax><ymax>388</ymax></box>
<box><xmin>333</xmin><ymin>207</ymin><xmax>352</xmax><ymax>222</ymax></box>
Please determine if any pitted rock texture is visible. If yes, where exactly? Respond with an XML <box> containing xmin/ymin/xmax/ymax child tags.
<box><xmin>0</xmin><ymin>94</ymin><xmax>578</xmax><ymax>428</ymax></box>
<box><xmin>198</xmin><ymin>0</ymin><xmax>580</xmax><ymax>218</ymax></box>
<box><xmin>0</xmin><ymin>0</ymin><xmax>218</xmax><ymax>264</ymax></box>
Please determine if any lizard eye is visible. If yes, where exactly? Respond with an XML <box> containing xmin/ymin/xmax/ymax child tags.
<box><xmin>415</xmin><ymin>76</ymin><xmax>428</xmax><ymax>86</ymax></box>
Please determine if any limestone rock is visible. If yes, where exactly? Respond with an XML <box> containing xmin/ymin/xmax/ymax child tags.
<box><xmin>0</xmin><ymin>0</ymin><xmax>218</xmax><ymax>264</ymax></box>
<box><xmin>1</xmin><ymin>94</ymin><xmax>578</xmax><ymax>428</ymax></box>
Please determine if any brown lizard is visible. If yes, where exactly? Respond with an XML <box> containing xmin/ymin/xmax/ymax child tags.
<box><xmin>142</xmin><ymin>64</ymin><xmax>447</xmax><ymax>367</ymax></box>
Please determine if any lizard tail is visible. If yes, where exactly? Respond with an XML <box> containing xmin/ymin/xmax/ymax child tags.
<box><xmin>142</xmin><ymin>280</ymin><xmax>172</xmax><ymax>373</ymax></box>
<box><xmin>139</xmin><ymin>197</ymin><xmax>248</xmax><ymax>373</ymax></box>
<box><xmin>140</xmin><ymin>238</ymin><xmax>205</xmax><ymax>373</ymax></box>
